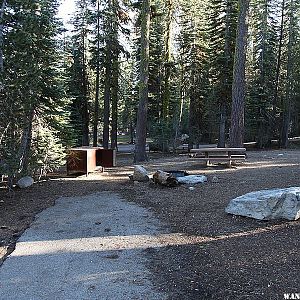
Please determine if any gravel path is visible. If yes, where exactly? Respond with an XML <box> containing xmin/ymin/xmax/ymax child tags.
<box><xmin>0</xmin><ymin>192</ymin><xmax>168</xmax><ymax>300</ymax></box>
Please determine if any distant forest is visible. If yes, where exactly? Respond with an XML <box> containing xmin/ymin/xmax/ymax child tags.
<box><xmin>0</xmin><ymin>0</ymin><xmax>299</xmax><ymax>178</ymax></box>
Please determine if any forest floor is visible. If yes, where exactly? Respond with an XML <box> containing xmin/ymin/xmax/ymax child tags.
<box><xmin>1</xmin><ymin>149</ymin><xmax>300</xmax><ymax>299</ymax></box>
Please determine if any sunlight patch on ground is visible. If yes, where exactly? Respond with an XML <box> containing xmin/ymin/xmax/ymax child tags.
<box><xmin>13</xmin><ymin>222</ymin><xmax>298</xmax><ymax>257</ymax></box>
<box><xmin>242</xmin><ymin>162</ymin><xmax>300</xmax><ymax>170</ymax></box>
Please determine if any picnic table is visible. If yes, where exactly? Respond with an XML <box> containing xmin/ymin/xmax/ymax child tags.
<box><xmin>189</xmin><ymin>147</ymin><xmax>246</xmax><ymax>167</ymax></box>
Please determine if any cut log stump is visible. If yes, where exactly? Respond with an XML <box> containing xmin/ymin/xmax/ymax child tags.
<box><xmin>153</xmin><ymin>170</ymin><xmax>178</xmax><ymax>187</ymax></box>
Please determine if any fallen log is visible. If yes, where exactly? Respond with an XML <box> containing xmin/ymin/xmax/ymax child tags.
<box><xmin>152</xmin><ymin>170</ymin><xmax>178</xmax><ymax>187</ymax></box>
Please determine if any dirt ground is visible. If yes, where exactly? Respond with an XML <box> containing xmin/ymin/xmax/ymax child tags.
<box><xmin>1</xmin><ymin>149</ymin><xmax>300</xmax><ymax>299</ymax></box>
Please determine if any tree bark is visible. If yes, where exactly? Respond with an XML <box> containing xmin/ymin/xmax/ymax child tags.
<box><xmin>272</xmin><ymin>0</ymin><xmax>285</xmax><ymax>132</ymax></box>
<box><xmin>134</xmin><ymin>0</ymin><xmax>150</xmax><ymax>163</ymax></box>
<box><xmin>229</xmin><ymin>0</ymin><xmax>249</xmax><ymax>148</ymax></box>
<box><xmin>81</xmin><ymin>27</ymin><xmax>89</xmax><ymax>146</ymax></box>
<box><xmin>0</xmin><ymin>0</ymin><xmax>5</xmax><ymax>74</ymax></box>
<box><xmin>280</xmin><ymin>0</ymin><xmax>294</xmax><ymax>148</ymax></box>
<box><xmin>218</xmin><ymin>102</ymin><xmax>226</xmax><ymax>147</ymax></box>
<box><xmin>103</xmin><ymin>62</ymin><xmax>111</xmax><ymax>149</ymax></box>
<box><xmin>162</xmin><ymin>0</ymin><xmax>173</xmax><ymax>121</ymax></box>
<box><xmin>93</xmin><ymin>0</ymin><xmax>100</xmax><ymax>147</ymax></box>
<box><xmin>0</xmin><ymin>0</ymin><xmax>6</xmax><ymax>92</ymax></box>
<box><xmin>111</xmin><ymin>58</ymin><xmax>118</xmax><ymax>149</ymax></box>
<box><xmin>18</xmin><ymin>108</ymin><xmax>35</xmax><ymax>175</ymax></box>
<box><xmin>93</xmin><ymin>65</ymin><xmax>100</xmax><ymax>147</ymax></box>
<box><xmin>218</xmin><ymin>0</ymin><xmax>232</xmax><ymax>148</ymax></box>
<box><xmin>110</xmin><ymin>0</ymin><xmax>119</xmax><ymax>150</ymax></box>
<box><xmin>188</xmin><ymin>69</ymin><xmax>196</xmax><ymax>150</ymax></box>
<box><xmin>102</xmin><ymin>0</ymin><xmax>114</xmax><ymax>149</ymax></box>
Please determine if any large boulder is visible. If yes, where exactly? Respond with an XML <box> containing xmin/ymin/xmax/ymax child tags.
<box><xmin>17</xmin><ymin>176</ymin><xmax>34</xmax><ymax>189</ymax></box>
<box><xmin>225</xmin><ymin>187</ymin><xmax>300</xmax><ymax>221</ymax></box>
<box><xmin>130</xmin><ymin>165</ymin><xmax>149</xmax><ymax>182</ymax></box>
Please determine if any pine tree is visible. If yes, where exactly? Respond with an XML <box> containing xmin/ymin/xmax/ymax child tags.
<box><xmin>0</xmin><ymin>0</ymin><xmax>70</xmax><ymax>182</ymax></box>
<box><xmin>207</xmin><ymin>0</ymin><xmax>238</xmax><ymax>147</ymax></box>
<box><xmin>92</xmin><ymin>0</ymin><xmax>101</xmax><ymax>147</ymax></box>
<box><xmin>134</xmin><ymin>0</ymin><xmax>151</xmax><ymax>162</ymax></box>
<box><xmin>279</xmin><ymin>0</ymin><xmax>300</xmax><ymax>147</ymax></box>
<box><xmin>177</xmin><ymin>0</ymin><xmax>209</xmax><ymax>148</ymax></box>
<box><xmin>68</xmin><ymin>0</ymin><xmax>91</xmax><ymax>146</ymax></box>
<box><xmin>229</xmin><ymin>0</ymin><xmax>250</xmax><ymax>147</ymax></box>
<box><xmin>246</xmin><ymin>0</ymin><xmax>279</xmax><ymax>147</ymax></box>
<box><xmin>0</xmin><ymin>0</ymin><xmax>6</xmax><ymax>84</ymax></box>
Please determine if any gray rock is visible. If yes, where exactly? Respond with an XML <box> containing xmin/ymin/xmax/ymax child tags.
<box><xmin>17</xmin><ymin>176</ymin><xmax>34</xmax><ymax>188</ymax></box>
<box><xmin>130</xmin><ymin>165</ymin><xmax>149</xmax><ymax>182</ymax></box>
<box><xmin>212</xmin><ymin>176</ymin><xmax>219</xmax><ymax>183</ymax></box>
<box><xmin>225</xmin><ymin>187</ymin><xmax>300</xmax><ymax>221</ymax></box>
<box><xmin>177</xmin><ymin>175</ymin><xmax>207</xmax><ymax>185</ymax></box>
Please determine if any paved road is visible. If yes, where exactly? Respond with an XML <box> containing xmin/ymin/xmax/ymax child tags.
<box><xmin>0</xmin><ymin>192</ymin><xmax>167</xmax><ymax>300</ymax></box>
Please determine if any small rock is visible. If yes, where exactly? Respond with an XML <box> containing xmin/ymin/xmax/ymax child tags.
<box><xmin>17</xmin><ymin>176</ymin><xmax>34</xmax><ymax>188</ymax></box>
<box><xmin>188</xmin><ymin>187</ymin><xmax>195</xmax><ymax>191</ymax></box>
<box><xmin>104</xmin><ymin>228</ymin><xmax>111</xmax><ymax>232</ymax></box>
<box><xmin>88</xmin><ymin>285</ymin><xmax>96</xmax><ymax>291</ymax></box>
<box><xmin>212</xmin><ymin>176</ymin><xmax>219</xmax><ymax>183</ymax></box>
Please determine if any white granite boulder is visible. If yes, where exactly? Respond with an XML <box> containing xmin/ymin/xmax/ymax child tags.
<box><xmin>130</xmin><ymin>165</ymin><xmax>149</xmax><ymax>182</ymax></box>
<box><xmin>17</xmin><ymin>176</ymin><xmax>34</xmax><ymax>188</ymax></box>
<box><xmin>225</xmin><ymin>187</ymin><xmax>300</xmax><ymax>221</ymax></box>
<box><xmin>177</xmin><ymin>175</ymin><xmax>207</xmax><ymax>185</ymax></box>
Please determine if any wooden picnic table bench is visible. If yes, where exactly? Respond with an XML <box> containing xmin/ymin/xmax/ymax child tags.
<box><xmin>189</xmin><ymin>147</ymin><xmax>246</xmax><ymax>167</ymax></box>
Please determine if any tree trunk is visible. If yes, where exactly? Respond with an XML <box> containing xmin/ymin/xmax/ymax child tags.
<box><xmin>280</xmin><ymin>0</ymin><xmax>294</xmax><ymax>148</ymax></box>
<box><xmin>0</xmin><ymin>0</ymin><xmax>6</xmax><ymax>92</ymax></box>
<box><xmin>173</xmin><ymin>61</ymin><xmax>185</xmax><ymax>152</ymax></box>
<box><xmin>103</xmin><ymin>59</ymin><xmax>111</xmax><ymax>149</ymax></box>
<box><xmin>162</xmin><ymin>0</ymin><xmax>172</xmax><ymax>121</ymax></box>
<box><xmin>111</xmin><ymin>58</ymin><xmax>118</xmax><ymax>149</ymax></box>
<box><xmin>134</xmin><ymin>0</ymin><xmax>150</xmax><ymax>163</ymax></box>
<box><xmin>110</xmin><ymin>0</ymin><xmax>119</xmax><ymax>150</ymax></box>
<box><xmin>218</xmin><ymin>102</ymin><xmax>226</xmax><ymax>147</ymax></box>
<box><xmin>0</xmin><ymin>0</ymin><xmax>5</xmax><ymax>74</ymax></box>
<box><xmin>18</xmin><ymin>108</ymin><xmax>35</xmax><ymax>175</ymax></box>
<box><xmin>82</xmin><ymin>30</ymin><xmax>89</xmax><ymax>146</ymax></box>
<box><xmin>272</xmin><ymin>0</ymin><xmax>285</xmax><ymax>134</ymax></box>
<box><xmin>93</xmin><ymin>66</ymin><xmax>100</xmax><ymax>147</ymax></box>
<box><xmin>229</xmin><ymin>0</ymin><xmax>249</xmax><ymax>148</ymax></box>
<box><xmin>93</xmin><ymin>0</ymin><xmax>100</xmax><ymax>147</ymax></box>
<box><xmin>130</xmin><ymin>120</ymin><xmax>134</xmax><ymax>144</ymax></box>
<box><xmin>218</xmin><ymin>0</ymin><xmax>232</xmax><ymax>148</ymax></box>
<box><xmin>188</xmin><ymin>69</ymin><xmax>196</xmax><ymax>150</ymax></box>
<box><xmin>256</xmin><ymin>0</ymin><xmax>271</xmax><ymax>148</ymax></box>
